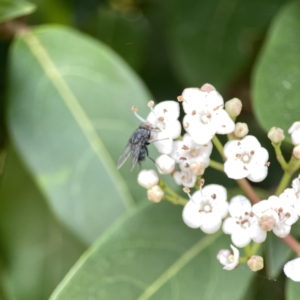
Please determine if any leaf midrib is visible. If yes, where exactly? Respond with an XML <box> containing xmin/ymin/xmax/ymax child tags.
<box><xmin>20</xmin><ymin>29</ymin><xmax>134</xmax><ymax>209</ymax></box>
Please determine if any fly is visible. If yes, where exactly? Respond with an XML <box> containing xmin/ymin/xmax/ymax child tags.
<box><xmin>117</xmin><ymin>123</ymin><xmax>153</xmax><ymax>171</ymax></box>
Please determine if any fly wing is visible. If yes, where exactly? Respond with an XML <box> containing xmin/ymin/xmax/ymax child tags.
<box><xmin>117</xmin><ymin>142</ymin><xmax>131</xmax><ymax>169</ymax></box>
<box><xmin>130</xmin><ymin>143</ymin><xmax>142</xmax><ymax>171</ymax></box>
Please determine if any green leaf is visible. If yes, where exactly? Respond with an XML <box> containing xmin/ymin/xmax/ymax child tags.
<box><xmin>252</xmin><ymin>1</ymin><xmax>300</xmax><ymax>136</ymax></box>
<box><xmin>7</xmin><ymin>25</ymin><xmax>152</xmax><ymax>244</ymax></box>
<box><xmin>265</xmin><ymin>234</ymin><xmax>292</xmax><ymax>278</ymax></box>
<box><xmin>165</xmin><ymin>0</ymin><xmax>284</xmax><ymax>92</ymax></box>
<box><xmin>50</xmin><ymin>203</ymin><xmax>254</xmax><ymax>300</ymax></box>
<box><xmin>0</xmin><ymin>0</ymin><xmax>36</xmax><ymax>24</ymax></box>
<box><xmin>0</xmin><ymin>147</ymin><xmax>85</xmax><ymax>300</ymax></box>
<box><xmin>286</xmin><ymin>278</ymin><xmax>300</xmax><ymax>300</ymax></box>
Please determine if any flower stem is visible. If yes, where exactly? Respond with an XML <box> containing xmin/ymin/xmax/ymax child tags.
<box><xmin>159</xmin><ymin>180</ymin><xmax>187</xmax><ymax>206</ymax></box>
<box><xmin>275</xmin><ymin>156</ymin><xmax>300</xmax><ymax>196</ymax></box>
<box><xmin>163</xmin><ymin>195</ymin><xmax>187</xmax><ymax>206</ymax></box>
<box><xmin>272</xmin><ymin>142</ymin><xmax>288</xmax><ymax>170</ymax></box>
<box><xmin>250</xmin><ymin>242</ymin><xmax>261</xmax><ymax>256</ymax></box>
<box><xmin>244</xmin><ymin>244</ymin><xmax>251</xmax><ymax>258</ymax></box>
<box><xmin>282</xmin><ymin>235</ymin><xmax>300</xmax><ymax>254</ymax></box>
<box><xmin>275</xmin><ymin>171</ymin><xmax>292</xmax><ymax>196</ymax></box>
<box><xmin>237</xmin><ymin>178</ymin><xmax>260</xmax><ymax>204</ymax></box>
<box><xmin>209</xmin><ymin>160</ymin><xmax>224</xmax><ymax>172</ymax></box>
<box><xmin>212</xmin><ymin>136</ymin><xmax>225</xmax><ymax>160</ymax></box>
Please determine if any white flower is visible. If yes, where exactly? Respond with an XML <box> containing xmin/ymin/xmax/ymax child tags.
<box><xmin>217</xmin><ymin>245</ymin><xmax>239</xmax><ymax>270</ymax></box>
<box><xmin>147</xmin><ymin>101</ymin><xmax>181</xmax><ymax>154</ymax></box>
<box><xmin>137</xmin><ymin>169</ymin><xmax>159</xmax><ymax>189</ymax></box>
<box><xmin>288</xmin><ymin>121</ymin><xmax>300</xmax><ymax>145</ymax></box>
<box><xmin>284</xmin><ymin>258</ymin><xmax>300</xmax><ymax>282</ymax></box>
<box><xmin>222</xmin><ymin>196</ymin><xmax>267</xmax><ymax>247</ymax></box>
<box><xmin>171</xmin><ymin>133</ymin><xmax>212</xmax><ymax>167</ymax></box>
<box><xmin>224</xmin><ymin>135</ymin><xmax>269</xmax><ymax>182</ymax></box>
<box><xmin>173</xmin><ymin>163</ymin><xmax>197</xmax><ymax>188</ymax></box>
<box><xmin>181</xmin><ymin>87</ymin><xmax>235</xmax><ymax>144</ymax></box>
<box><xmin>182</xmin><ymin>184</ymin><xmax>229</xmax><ymax>234</ymax></box>
<box><xmin>292</xmin><ymin>175</ymin><xmax>300</xmax><ymax>195</ymax></box>
<box><xmin>252</xmin><ymin>194</ymin><xmax>298</xmax><ymax>238</ymax></box>
<box><xmin>155</xmin><ymin>155</ymin><xmax>175</xmax><ymax>174</ymax></box>
<box><xmin>147</xmin><ymin>185</ymin><xmax>164</xmax><ymax>203</ymax></box>
<box><xmin>283</xmin><ymin>185</ymin><xmax>300</xmax><ymax>217</ymax></box>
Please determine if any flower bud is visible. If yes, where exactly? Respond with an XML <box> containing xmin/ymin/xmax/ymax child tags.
<box><xmin>293</xmin><ymin>145</ymin><xmax>300</xmax><ymax>160</ymax></box>
<box><xmin>147</xmin><ymin>185</ymin><xmax>164</xmax><ymax>203</ymax></box>
<box><xmin>190</xmin><ymin>161</ymin><xmax>206</xmax><ymax>176</ymax></box>
<box><xmin>268</xmin><ymin>127</ymin><xmax>285</xmax><ymax>144</ymax></box>
<box><xmin>156</xmin><ymin>155</ymin><xmax>175</xmax><ymax>174</ymax></box>
<box><xmin>200</xmin><ymin>83</ymin><xmax>216</xmax><ymax>93</ymax></box>
<box><xmin>258</xmin><ymin>215</ymin><xmax>275</xmax><ymax>231</ymax></box>
<box><xmin>234</xmin><ymin>122</ymin><xmax>249</xmax><ymax>138</ymax></box>
<box><xmin>247</xmin><ymin>256</ymin><xmax>264</xmax><ymax>272</ymax></box>
<box><xmin>225</xmin><ymin>98</ymin><xmax>242</xmax><ymax>118</ymax></box>
<box><xmin>137</xmin><ymin>170</ymin><xmax>159</xmax><ymax>189</ymax></box>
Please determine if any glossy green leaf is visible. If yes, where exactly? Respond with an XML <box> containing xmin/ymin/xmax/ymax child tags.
<box><xmin>0</xmin><ymin>147</ymin><xmax>85</xmax><ymax>300</ymax></box>
<box><xmin>266</xmin><ymin>234</ymin><xmax>292</xmax><ymax>278</ymax></box>
<box><xmin>252</xmin><ymin>1</ymin><xmax>300</xmax><ymax>135</ymax></box>
<box><xmin>7</xmin><ymin>25</ymin><xmax>151</xmax><ymax>244</ymax></box>
<box><xmin>165</xmin><ymin>0</ymin><xmax>284</xmax><ymax>92</ymax></box>
<box><xmin>0</xmin><ymin>0</ymin><xmax>36</xmax><ymax>24</ymax></box>
<box><xmin>286</xmin><ymin>278</ymin><xmax>300</xmax><ymax>300</ymax></box>
<box><xmin>50</xmin><ymin>203</ymin><xmax>254</xmax><ymax>300</ymax></box>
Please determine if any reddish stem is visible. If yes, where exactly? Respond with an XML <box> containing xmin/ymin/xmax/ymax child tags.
<box><xmin>282</xmin><ymin>235</ymin><xmax>300</xmax><ymax>255</ymax></box>
<box><xmin>237</xmin><ymin>178</ymin><xmax>260</xmax><ymax>204</ymax></box>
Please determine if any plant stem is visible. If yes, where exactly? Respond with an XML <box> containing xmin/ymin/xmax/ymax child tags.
<box><xmin>160</xmin><ymin>180</ymin><xmax>187</xmax><ymax>206</ymax></box>
<box><xmin>282</xmin><ymin>235</ymin><xmax>300</xmax><ymax>254</ymax></box>
<box><xmin>212</xmin><ymin>136</ymin><xmax>225</xmax><ymax>160</ymax></box>
<box><xmin>250</xmin><ymin>242</ymin><xmax>261</xmax><ymax>256</ymax></box>
<box><xmin>275</xmin><ymin>156</ymin><xmax>300</xmax><ymax>196</ymax></box>
<box><xmin>275</xmin><ymin>171</ymin><xmax>292</xmax><ymax>196</ymax></box>
<box><xmin>237</xmin><ymin>178</ymin><xmax>260</xmax><ymax>204</ymax></box>
<box><xmin>244</xmin><ymin>244</ymin><xmax>251</xmax><ymax>258</ymax></box>
<box><xmin>163</xmin><ymin>195</ymin><xmax>187</xmax><ymax>206</ymax></box>
<box><xmin>209</xmin><ymin>160</ymin><xmax>224</xmax><ymax>172</ymax></box>
<box><xmin>272</xmin><ymin>142</ymin><xmax>288</xmax><ymax>170</ymax></box>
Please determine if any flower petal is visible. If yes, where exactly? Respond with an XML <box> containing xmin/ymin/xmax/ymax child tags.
<box><xmin>182</xmin><ymin>201</ymin><xmax>202</xmax><ymax>228</ymax></box>
<box><xmin>284</xmin><ymin>258</ymin><xmax>300</xmax><ymax>282</ymax></box>
<box><xmin>216</xmin><ymin>110</ymin><xmax>235</xmax><ymax>134</ymax></box>
<box><xmin>200</xmin><ymin>215</ymin><xmax>222</xmax><ymax>234</ymax></box>
<box><xmin>231</xmin><ymin>228</ymin><xmax>251</xmax><ymax>247</ymax></box>
<box><xmin>224</xmin><ymin>158</ymin><xmax>249</xmax><ymax>179</ymax></box>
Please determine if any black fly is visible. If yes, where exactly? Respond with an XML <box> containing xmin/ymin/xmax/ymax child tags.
<box><xmin>117</xmin><ymin>123</ymin><xmax>153</xmax><ymax>171</ymax></box>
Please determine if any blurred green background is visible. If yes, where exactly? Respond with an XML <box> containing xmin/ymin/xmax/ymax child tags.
<box><xmin>0</xmin><ymin>0</ymin><xmax>300</xmax><ymax>299</ymax></box>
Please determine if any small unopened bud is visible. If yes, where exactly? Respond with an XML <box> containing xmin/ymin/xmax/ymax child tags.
<box><xmin>137</xmin><ymin>170</ymin><xmax>159</xmax><ymax>189</ymax></box>
<box><xmin>225</xmin><ymin>98</ymin><xmax>242</xmax><ymax>118</ymax></box>
<box><xmin>234</xmin><ymin>122</ymin><xmax>249</xmax><ymax>138</ymax></box>
<box><xmin>131</xmin><ymin>106</ymin><xmax>138</xmax><ymax>112</ymax></box>
<box><xmin>258</xmin><ymin>215</ymin><xmax>275</xmax><ymax>231</ymax></box>
<box><xmin>148</xmin><ymin>100</ymin><xmax>155</xmax><ymax>107</ymax></box>
<box><xmin>200</xmin><ymin>178</ymin><xmax>205</xmax><ymax>187</ymax></box>
<box><xmin>293</xmin><ymin>145</ymin><xmax>300</xmax><ymax>160</ymax></box>
<box><xmin>247</xmin><ymin>256</ymin><xmax>264</xmax><ymax>272</ymax></box>
<box><xmin>177</xmin><ymin>95</ymin><xmax>183</xmax><ymax>102</ymax></box>
<box><xmin>147</xmin><ymin>185</ymin><xmax>164</xmax><ymax>203</ymax></box>
<box><xmin>268</xmin><ymin>127</ymin><xmax>285</xmax><ymax>144</ymax></box>
<box><xmin>156</xmin><ymin>155</ymin><xmax>175</xmax><ymax>174</ymax></box>
<box><xmin>200</xmin><ymin>83</ymin><xmax>216</xmax><ymax>93</ymax></box>
<box><xmin>183</xmin><ymin>187</ymin><xmax>190</xmax><ymax>194</ymax></box>
<box><xmin>190</xmin><ymin>161</ymin><xmax>206</xmax><ymax>176</ymax></box>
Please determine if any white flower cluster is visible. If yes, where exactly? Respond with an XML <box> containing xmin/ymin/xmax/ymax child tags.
<box><xmin>131</xmin><ymin>84</ymin><xmax>300</xmax><ymax>279</ymax></box>
<box><xmin>136</xmin><ymin>84</ymin><xmax>270</xmax><ymax>197</ymax></box>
